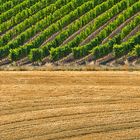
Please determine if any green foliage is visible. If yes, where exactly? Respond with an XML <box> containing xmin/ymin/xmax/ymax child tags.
<box><xmin>0</xmin><ymin>0</ymin><xmax>55</xmax><ymax>33</ymax></box>
<box><xmin>0</xmin><ymin>0</ymin><xmax>140</xmax><ymax>64</ymax></box>
<box><xmin>0</xmin><ymin>0</ymin><xmax>40</xmax><ymax>24</ymax></box>
<box><xmin>92</xmin><ymin>37</ymin><xmax>120</xmax><ymax>59</ymax></box>
<box><xmin>113</xmin><ymin>32</ymin><xmax>140</xmax><ymax>57</ymax></box>
<box><xmin>28</xmin><ymin>49</ymin><xmax>43</xmax><ymax>62</ymax></box>
<box><xmin>11</xmin><ymin>0</ymin><xmax>99</xmax><ymax>61</ymax></box>
<box><xmin>0</xmin><ymin>0</ymin><xmax>67</xmax><ymax>46</ymax></box>
<box><xmin>133</xmin><ymin>45</ymin><xmax>140</xmax><ymax>57</ymax></box>
<box><xmin>91</xmin><ymin>14</ymin><xmax>140</xmax><ymax>59</ymax></box>
<box><xmin>0</xmin><ymin>0</ymin><xmax>24</xmax><ymax>14</ymax></box>
<box><xmin>72</xmin><ymin>0</ymin><xmax>140</xmax><ymax>59</ymax></box>
<box><xmin>47</xmin><ymin>0</ymin><xmax>124</xmax><ymax>61</ymax></box>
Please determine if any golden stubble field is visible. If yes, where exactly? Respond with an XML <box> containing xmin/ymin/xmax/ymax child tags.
<box><xmin>0</xmin><ymin>71</ymin><xmax>140</xmax><ymax>140</ymax></box>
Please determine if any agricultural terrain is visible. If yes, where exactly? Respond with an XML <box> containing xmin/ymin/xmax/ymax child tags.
<box><xmin>0</xmin><ymin>71</ymin><xmax>140</xmax><ymax>139</ymax></box>
<box><xmin>0</xmin><ymin>0</ymin><xmax>140</xmax><ymax>67</ymax></box>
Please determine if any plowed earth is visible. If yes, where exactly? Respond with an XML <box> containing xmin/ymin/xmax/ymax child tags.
<box><xmin>0</xmin><ymin>71</ymin><xmax>140</xmax><ymax>140</ymax></box>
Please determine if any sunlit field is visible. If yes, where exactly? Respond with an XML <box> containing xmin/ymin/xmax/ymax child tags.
<box><xmin>0</xmin><ymin>71</ymin><xmax>140</xmax><ymax>140</ymax></box>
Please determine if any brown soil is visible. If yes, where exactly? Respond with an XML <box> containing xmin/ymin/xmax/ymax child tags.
<box><xmin>0</xmin><ymin>71</ymin><xmax>140</xmax><ymax>140</ymax></box>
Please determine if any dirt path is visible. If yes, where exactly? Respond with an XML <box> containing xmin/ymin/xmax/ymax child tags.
<box><xmin>0</xmin><ymin>71</ymin><xmax>140</xmax><ymax>140</ymax></box>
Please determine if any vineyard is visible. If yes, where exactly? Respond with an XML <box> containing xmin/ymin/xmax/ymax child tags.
<box><xmin>0</xmin><ymin>0</ymin><xmax>140</xmax><ymax>67</ymax></box>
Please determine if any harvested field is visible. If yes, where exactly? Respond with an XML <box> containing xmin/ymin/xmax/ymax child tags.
<box><xmin>0</xmin><ymin>71</ymin><xmax>140</xmax><ymax>140</ymax></box>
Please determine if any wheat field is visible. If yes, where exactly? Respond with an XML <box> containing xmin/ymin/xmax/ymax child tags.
<box><xmin>0</xmin><ymin>71</ymin><xmax>140</xmax><ymax>140</ymax></box>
